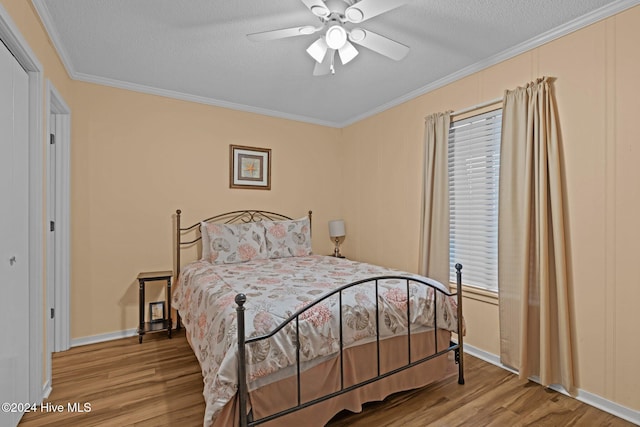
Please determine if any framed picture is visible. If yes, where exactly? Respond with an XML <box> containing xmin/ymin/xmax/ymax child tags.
<box><xmin>230</xmin><ymin>145</ymin><xmax>271</xmax><ymax>190</ymax></box>
<box><xmin>149</xmin><ymin>301</ymin><xmax>165</xmax><ymax>323</ymax></box>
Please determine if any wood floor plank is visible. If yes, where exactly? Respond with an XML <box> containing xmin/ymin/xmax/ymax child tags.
<box><xmin>19</xmin><ymin>331</ymin><xmax>634</xmax><ymax>427</ymax></box>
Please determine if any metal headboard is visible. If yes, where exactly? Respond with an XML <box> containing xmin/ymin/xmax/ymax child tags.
<box><xmin>174</xmin><ymin>209</ymin><xmax>312</xmax><ymax>278</ymax></box>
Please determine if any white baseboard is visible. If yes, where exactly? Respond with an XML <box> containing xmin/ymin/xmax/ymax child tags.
<box><xmin>463</xmin><ymin>343</ymin><xmax>518</xmax><ymax>374</ymax></box>
<box><xmin>42</xmin><ymin>380</ymin><xmax>52</xmax><ymax>400</ymax></box>
<box><xmin>464</xmin><ymin>344</ymin><xmax>640</xmax><ymax>426</ymax></box>
<box><xmin>70</xmin><ymin>328</ymin><xmax>137</xmax><ymax>347</ymax></box>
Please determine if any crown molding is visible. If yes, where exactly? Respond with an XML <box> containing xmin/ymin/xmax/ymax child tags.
<box><xmin>73</xmin><ymin>71</ymin><xmax>341</xmax><ymax>128</ymax></box>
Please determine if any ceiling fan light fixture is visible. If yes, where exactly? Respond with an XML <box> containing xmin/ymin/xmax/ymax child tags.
<box><xmin>306</xmin><ymin>37</ymin><xmax>328</xmax><ymax>63</ymax></box>
<box><xmin>325</xmin><ymin>25</ymin><xmax>347</xmax><ymax>50</ymax></box>
<box><xmin>338</xmin><ymin>41</ymin><xmax>358</xmax><ymax>65</ymax></box>
<box><xmin>345</xmin><ymin>7</ymin><xmax>364</xmax><ymax>23</ymax></box>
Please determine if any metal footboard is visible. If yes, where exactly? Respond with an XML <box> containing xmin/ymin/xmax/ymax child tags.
<box><xmin>235</xmin><ymin>263</ymin><xmax>464</xmax><ymax>427</ymax></box>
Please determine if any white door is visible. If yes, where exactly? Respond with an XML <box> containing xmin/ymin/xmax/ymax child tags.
<box><xmin>0</xmin><ymin>39</ymin><xmax>31</xmax><ymax>426</ymax></box>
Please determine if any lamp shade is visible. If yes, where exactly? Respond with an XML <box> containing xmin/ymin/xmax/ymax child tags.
<box><xmin>328</xmin><ymin>220</ymin><xmax>345</xmax><ymax>238</ymax></box>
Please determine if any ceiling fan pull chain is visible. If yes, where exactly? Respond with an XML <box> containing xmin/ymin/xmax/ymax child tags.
<box><xmin>330</xmin><ymin>52</ymin><xmax>336</xmax><ymax>75</ymax></box>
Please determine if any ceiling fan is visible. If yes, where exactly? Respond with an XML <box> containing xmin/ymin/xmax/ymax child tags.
<box><xmin>247</xmin><ymin>0</ymin><xmax>410</xmax><ymax>76</ymax></box>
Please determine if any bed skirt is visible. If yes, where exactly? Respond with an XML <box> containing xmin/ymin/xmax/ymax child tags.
<box><xmin>212</xmin><ymin>328</ymin><xmax>456</xmax><ymax>427</ymax></box>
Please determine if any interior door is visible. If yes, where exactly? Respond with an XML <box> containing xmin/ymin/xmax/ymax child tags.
<box><xmin>0</xmin><ymin>39</ymin><xmax>31</xmax><ymax>427</ymax></box>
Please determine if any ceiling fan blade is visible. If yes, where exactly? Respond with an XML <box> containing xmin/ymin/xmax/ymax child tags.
<box><xmin>345</xmin><ymin>0</ymin><xmax>408</xmax><ymax>23</ymax></box>
<box><xmin>348</xmin><ymin>28</ymin><xmax>409</xmax><ymax>61</ymax></box>
<box><xmin>248</xmin><ymin>25</ymin><xmax>320</xmax><ymax>42</ymax></box>
<box><xmin>300</xmin><ymin>0</ymin><xmax>331</xmax><ymax>17</ymax></box>
<box><xmin>307</xmin><ymin>37</ymin><xmax>329</xmax><ymax>63</ymax></box>
<box><xmin>313</xmin><ymin>49</ymin><xmax>335</xmax><ymax>76</ymax></box>
<box><xmin>338</xmin><ymin>41</ymin><xmax>359</xmax><ymax>65</ymax></box>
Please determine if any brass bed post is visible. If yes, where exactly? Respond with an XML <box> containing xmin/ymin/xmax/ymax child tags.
<box><xmin>455</xmin><ymin>263</ymin><xmax>464</xmax><ymax>385</ymax></box>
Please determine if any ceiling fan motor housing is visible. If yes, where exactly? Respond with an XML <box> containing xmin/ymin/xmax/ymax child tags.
<box><xmin>323</xmin><ymin>0</ymin><xmax>348</xmax><ymax>17</ymax></box>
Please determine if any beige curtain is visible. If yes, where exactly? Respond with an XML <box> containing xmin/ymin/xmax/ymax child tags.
<box><xmin>498</xmin><ymin>78</ymin><xmax>574</xmax><ymax>393</ymax></box>
<box><xmin>418</xmin><ymin>112</ymin><xmax>451</xmax><ymax>285</ymax></box>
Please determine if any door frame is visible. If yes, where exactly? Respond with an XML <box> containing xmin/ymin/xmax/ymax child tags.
<box><xmin>45</xmin><ymin>81</ymin><xmax>71</xmax><ymax>394</ymax></box>
<box><xmin>0</xmin><ymin>3</ymin><xmax>45</xmax><ymax>402</ymax></box>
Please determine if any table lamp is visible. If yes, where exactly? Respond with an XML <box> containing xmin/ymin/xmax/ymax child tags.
<box><xmin>328</xmin><ymin>219</ymin><xmax>345</xmax><ymax>258</ymax></box>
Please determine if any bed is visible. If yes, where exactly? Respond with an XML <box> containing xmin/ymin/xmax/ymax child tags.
<box><xmin>172</xmin><ymin>209</ymin><xmax>464</xmax><ymax>427</ymax></box>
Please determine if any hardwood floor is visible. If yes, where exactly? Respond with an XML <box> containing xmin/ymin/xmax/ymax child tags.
<box><xmin>19</xmin><ymin>330</ymin><xmax>205</xmax><ymax>427</ymax></box>
<box><xmin>19</xmin><ymin>330</ymin><xmax>633</xmax><ymax>427</ymax></box>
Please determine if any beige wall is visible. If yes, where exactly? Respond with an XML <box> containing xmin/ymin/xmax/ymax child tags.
<box><xmin>3</xmin><ymin>0</ymin><xmax>639</xmax><ymax>414</ymax></box>
<box><xmin>70</xmin><ymin>82</ymin><xmax>343</xmax><ymax>338</ymax></box>
<box><xmin>341</xmin><ymin>6</ymin><xmax>640</xmax><ymax>411</ymax></box>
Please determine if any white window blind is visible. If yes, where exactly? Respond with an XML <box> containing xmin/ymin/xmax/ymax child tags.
<box><xmin>448</xmin><ymin>109</ymin><xmax>502</xmax><ymax>292</ymax></box>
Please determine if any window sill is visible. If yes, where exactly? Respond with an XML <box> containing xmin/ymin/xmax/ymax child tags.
<box><xmin>449</xmin><ymin>283</ymin><xmax>499</xmax><ymax>306</ymax></box>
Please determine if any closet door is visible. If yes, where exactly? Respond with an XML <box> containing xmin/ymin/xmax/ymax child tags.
<box><xmin>0</xmin><ymin>40</ymin><xmax>31</xmax><ymax>427</ymax></box>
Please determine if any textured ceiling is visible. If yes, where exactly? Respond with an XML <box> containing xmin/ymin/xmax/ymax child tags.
<box><xmin>33</xmin><ymin>0</ymin><xmax>638</xmax><ymax>127</ymax></box>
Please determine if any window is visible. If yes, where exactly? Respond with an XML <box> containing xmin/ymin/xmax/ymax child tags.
<box><xmin>448</xmin><ymin>109</ymin><xmax>502</xmax><ymax>292</ymax></box>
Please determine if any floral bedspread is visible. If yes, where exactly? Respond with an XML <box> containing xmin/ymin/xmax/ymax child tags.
<box><xmin>173</xmin><ymin>255</ymin><xmax>460</xmax><ymax>426</ymax></box>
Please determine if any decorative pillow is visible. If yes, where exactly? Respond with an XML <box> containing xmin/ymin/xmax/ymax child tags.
<box><xmin>264</xmin><ymin>217</ymin><xmax>312</xmax><ymax>258</ymax></box>
<box><xmin>203</xmin><ymin>222</ymin><xmax>268</xmax><ymax>264</ymax></box>
<box><xmin>200</xmin><ymin>222</ymin><xmax>210</xmax><ymax>261</ymax></box>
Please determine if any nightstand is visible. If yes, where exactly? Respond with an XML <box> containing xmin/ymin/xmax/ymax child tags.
<box><xmin>137</xmin><ymin>270</ymin><xmax>173</xmax><ymax>344</ymax></box>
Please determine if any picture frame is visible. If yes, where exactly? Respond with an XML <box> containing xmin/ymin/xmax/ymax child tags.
<box><xmin>149</xmin><ymin>301</ymin><xmax>165</xmax><ymax>323</ymax></box>
<box><xmin>230</xmin><ymin>144</ymin><xmax>271</xmax><ymax>190</ymax></box>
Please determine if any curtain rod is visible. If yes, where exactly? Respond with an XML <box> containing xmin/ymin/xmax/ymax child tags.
<box><xmin>451</xmin><ymin>96</ymin><xmax>503</xmax><ymax>117</ymax></box>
